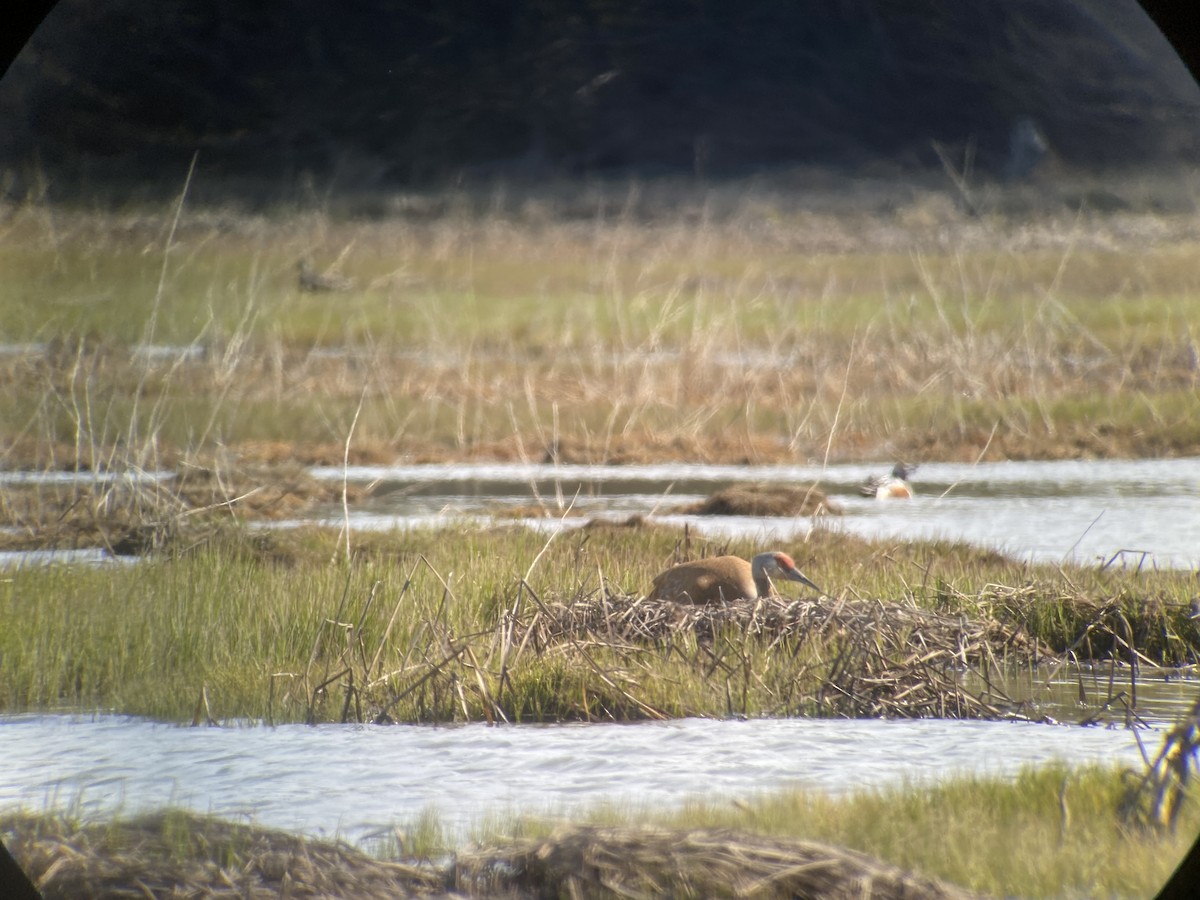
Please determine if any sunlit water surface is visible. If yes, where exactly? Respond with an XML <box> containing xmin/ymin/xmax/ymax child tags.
<box><xmin>0</xmin><ymin>714</ymin><xmax>1158</xmax><ymax>846</ymax></box>
<box><xmin>308</xmin><ymin>458</ymin><xmax>1200</xmax><ymax>569</ymax></box>
<box><xmin>4</xmin><ymin>459</ymin><xmax>1197</xmax><ymax>570</ymax></box>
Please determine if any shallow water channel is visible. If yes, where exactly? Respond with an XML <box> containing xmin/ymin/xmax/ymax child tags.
<box><xmin>0</xmin><ymin>713</ymin><xmax>1165</xmax><ymax>846</ymax></box>
<box><xmin>307</xmin><ymin>457</ymin><xmax>1200</xmax><ymax>570</ymax></box>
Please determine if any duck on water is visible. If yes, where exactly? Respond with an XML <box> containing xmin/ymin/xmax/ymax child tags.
<box><xmin>860</xmin><ymin>463</ymin><xmax>916</xmax><ymax>500</ymax></box>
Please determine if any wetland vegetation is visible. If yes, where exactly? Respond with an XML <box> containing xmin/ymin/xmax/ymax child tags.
<box><xmin>0</xmin><ymin>521</ymin><xmax>1197</xmax><ymax>726</ymax></box>
<box><xmin>3</xmin><ymin>178</ymin><xmax>1199</xmax><ymax>725</ymax></box>
<box><xmin>3</xmin><ymin>174</ymin><xmax>1200</xmax><ymax>478</ymax></box>
<box><xmin>3</xmin><ymin>176</ymin><xmax>1200</xmax><ymax>897</ymax></box>
<box><xmin>5</xmin><ymin>760</ymin><xmax>1198</xmax><ymax>899</ymax></box>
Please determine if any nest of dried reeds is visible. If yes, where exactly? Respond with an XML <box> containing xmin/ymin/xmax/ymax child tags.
<box><xmin>521</xmin><ymin>590</ymin><xmax>1047</xmax><ymax>719</ymax></box>
<box><xmin>456</xmin><ymin>823</ymin><xmax>986</xmax><ymax>899</ymax></box>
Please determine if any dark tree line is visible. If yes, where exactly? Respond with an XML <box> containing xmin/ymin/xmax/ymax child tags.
<box><xmin>1</xmin><ymin>0</ymin><xmax>1198</xmax><ymax>195</ymax></box>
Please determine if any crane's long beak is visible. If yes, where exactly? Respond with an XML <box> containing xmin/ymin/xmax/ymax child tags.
<box><xmin>784</xmin><ymin>568</ymin><xmax>822</xmax><ymax>594</ymax></box>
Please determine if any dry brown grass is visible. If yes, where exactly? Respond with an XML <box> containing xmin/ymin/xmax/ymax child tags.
<box><xmin>5</xmin><ymin>328</ymin><xmax>1197</xmax><ymax>470</ymax></box>
<box><xmin>2</xmin><ymin>811</ymin><xmax>448</xmax><ymax>900</ymax></box>
<box><xmin>0</xmin><ymin>461</ymin><xmax>365</xmax><ymax>552</ymax></box>
<box><xmin>675</xmin><ymin>483</ymin><xmax>842</xmax><ymax>516</ymax></box>
<box><xmin>3</xmin><ymin>810</ymin><xmax>989</xmax><ymax>900</ymax></box>
<box><xmin>522</xmin><ymin>590</ymin><xmax>1048</xmax><ymax>720</ymax></box>
<box><xmin>457</xmin><ymin>823</ymin><xmax>988</xmax><ymax>899</ymax></box>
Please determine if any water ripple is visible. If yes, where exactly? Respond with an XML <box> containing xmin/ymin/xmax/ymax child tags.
<box><xmin>0</xmin><ymin>714</ymin><xmax>1154</xmax><ymax>845</ymax></box>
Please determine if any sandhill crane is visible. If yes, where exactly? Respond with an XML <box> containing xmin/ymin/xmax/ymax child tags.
<box><xmin>860</xmin><ymin>463</ymin><xmax>915</xmax><ymax>500</ymax></box>
<box><xmin>647</xmin><ymin>551</ymin><xmax>821</xmax><ymax>604</ymax></box>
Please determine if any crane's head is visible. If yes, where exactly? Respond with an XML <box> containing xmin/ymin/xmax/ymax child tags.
<box><xmin>759</xmin><ymin>551</ymin><xmax>822</xmax><ymax>594</ymax></box>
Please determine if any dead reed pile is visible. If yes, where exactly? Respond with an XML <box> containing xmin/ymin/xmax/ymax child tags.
<box><xmin>456</xmin><ymin>823</ymin><xmax>987</xmax><ymax>899</ymax></box>
<box><xmin>2</xmin><ymin>811</ymin><xmax>449</xmax><ymax>899</ymax></box>
<box><xmin>0</xmin><ymin>462</ymin><xmax>364</xmax><ymax>554</ymax></box>
<box><xmin>4</xmin><ymin>811</ymin><xmax>990</xmax><ymax>900</ymax></box>
<box><xmin>523</xmin><ymin>591</ymin><xmax>1047</xmax><ymax>719</ymax></box>
<box><xmin>674</xmin><ymin>483</ymin><xmax>843</xmax><ymax>517</ymax></box>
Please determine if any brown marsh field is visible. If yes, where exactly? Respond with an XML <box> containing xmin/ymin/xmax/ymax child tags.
<box><xmin>3</xmin><ymin>174</ymin><xmax>1200</xmax><ymax>898</ymax></box>
<box><xmin>3</xmin><ymin>172</ymin><xmax>1200</xmax><ymax>475</ymax></box>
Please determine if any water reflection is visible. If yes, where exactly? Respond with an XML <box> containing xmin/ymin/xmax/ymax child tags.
<box><xmin>967</xmin><ymin>662</ymin><xmax>1200</xmax><ymax>727</ymax></box>
<box><xmin>0</xmin><ymin>714</ymin><xmax>1158</xmax><ymax>846</ymax></box>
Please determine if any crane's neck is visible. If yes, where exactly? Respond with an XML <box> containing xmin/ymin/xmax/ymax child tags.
<box><xmin>750</xmin><ymin>555</ymin><xmax>773</xmax><ymax>599</ymax></box>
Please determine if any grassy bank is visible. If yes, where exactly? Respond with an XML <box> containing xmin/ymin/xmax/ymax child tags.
<box><xmin>481</xmin><ymin>763</ymin><xmax>1200</xmax><ymax>899</ymax></box>
<box><xmin>2</xmin><ymin>177</ymin><xmax>1200</xmax><ymax>472</ymax></box>
<box><xmin>1</xmin><ymin>523</ymin><xmax>1195</xmax><ymax>724</ymax></box>
<box><xmin>5</xmin><ymin>762</ymin><xmax>1196</xmax><ymax>899</ymax></box>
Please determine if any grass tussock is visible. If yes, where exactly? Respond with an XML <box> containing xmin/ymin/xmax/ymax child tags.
<box><xmin>1</xmin><ymin>522</ymin><xmax>1196</xmax><ymax>725</ymax></box>
<box><xmin>458</xmin><ymin>824</ymin><xmax>984</xmax><ymax>899</ymax></box>
<box><xmin>650</xmin><ymin>763</ymin><xmax>1200</xmax><ymax>899</ymax></box>
<box><xmin>982</xmin><ymin>581</ymin><xmax>1200</xmax><ymax>667</ymax></box>
<box><xmin>475</xmin><ymin>756</ymin><xmax>1200</xmax><ymax>899</ymax></box>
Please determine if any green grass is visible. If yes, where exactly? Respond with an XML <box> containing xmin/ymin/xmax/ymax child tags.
<box><xmin>7</xmin><ymin>228</ymin><xmax>1200</xmax><ymax>349</ymax></box>
<box><xmin>1</xmin><ymin>523</ymin><xmax>1195</xmax><ymax>724</ymax></box>
<box><xmin>3</xmin><ymin>189</ymin><xmax>1200</xmax><ymax>467</ymax></box>
<box><xmin>3</xmin><ymin>181</ymin><xmax>1199</xmax><ymax>897</ymax></box>
<box><xmin>478</xmin><ymin>763</ymin><xmax>1198</xmax><ymax>899</ymax></box>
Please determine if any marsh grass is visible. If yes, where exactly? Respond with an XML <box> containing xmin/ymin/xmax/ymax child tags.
<box><xmin>492</xmin><ymin>763</ymin><xmax>1198</xmax><ymax>899</ymax></box>
<box><xmin>3</xmin><ymin>177</ymin><xmax>1200</xmax><ymax>472</ymax></box>
<box><xmin>5</xmin><ymin>761</ymin><xmax>1196</xmax><ymax>898</ymax></box>
<box><xmin>1</xmin><ymin>522</ymin><xmax>1196</xmax><ymax>725</ymax></box>
<box><xmin>2</xmin><ymin>180</ymin><xmax>1199</xmax><ymax>721</ymax></box>
<box><xmin>4</xmin><ymin>177</ymin><xmax>1199</xmax><ymax>898</ymax></box>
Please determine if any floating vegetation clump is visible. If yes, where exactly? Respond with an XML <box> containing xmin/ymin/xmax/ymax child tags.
<box><xmin>675</xmin><ymin>483</ymin><xmax>842</xmax><ymax>517</ymax></box>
